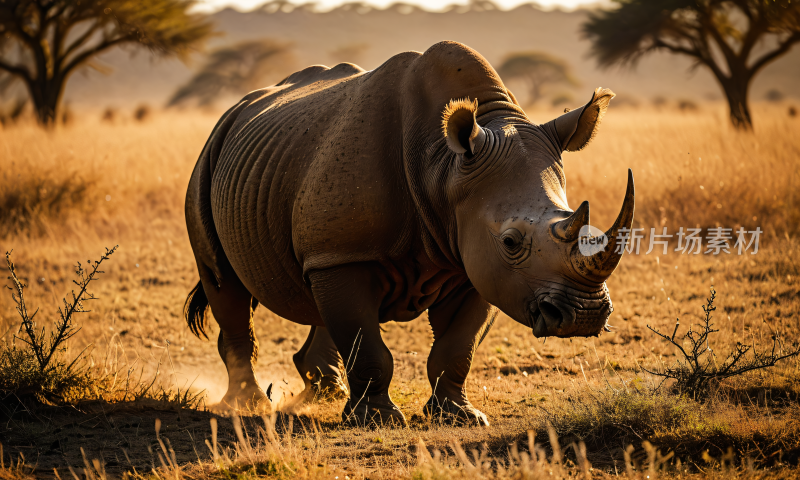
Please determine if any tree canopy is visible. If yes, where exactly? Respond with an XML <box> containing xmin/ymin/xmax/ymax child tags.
<box><xmin>496</xmin><ymin>51</ymin><xmax>579</xmax><ymax>106</ymax></box>
<box><xmin>582</xmin><ymin>0</ymin><xmax>800</xmax><ymax>129</ymax></box>
<box><xmin>0</xmin><ymin>0</ymin><xmax>214</xmax><ymax>125</ymax></box>
<box><xmin>168</xmin><ymin>39</ymin><xmax>291</xmax><ymax>108</ymax></box>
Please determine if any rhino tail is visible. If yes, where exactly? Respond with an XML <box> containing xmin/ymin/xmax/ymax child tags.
<box><xmin>185</xmin><ymin>280</ymin><xmax>210</xmax><ymax>339</ymax></box>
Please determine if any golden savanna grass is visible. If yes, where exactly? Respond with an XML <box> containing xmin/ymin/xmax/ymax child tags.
<box><xmin>1</xmin><ymin>102</ymin><xmax>799</xmax><ymax>478</ymax></box>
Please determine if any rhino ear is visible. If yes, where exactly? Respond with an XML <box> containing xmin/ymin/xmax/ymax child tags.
<box><xmin>551</xmin><ymin>87</ymin><xmax>615</xmax><ymax>152</ymax></box>
<box><xmin>442</xmin><ymin>97</ymin><xmax>486</xmax><ymax>155</ymax></box>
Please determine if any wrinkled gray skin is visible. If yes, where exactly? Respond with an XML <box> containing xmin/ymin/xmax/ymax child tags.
<box><xmin>184</xmin><ymin>41</ymin><xmax>634</xmax><ymax>427</ymax></box>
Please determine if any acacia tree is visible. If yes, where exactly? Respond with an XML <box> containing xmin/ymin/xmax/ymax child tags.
<box><xmin>168</xmin><ymin>39</ymin><xmax>291</xmax><ymax>108</ymax></box>
<box><xmin>496</xmin><ymin>51</ymin><xmax>579</xmax><ymax>105</ymax></box>
<box><xmin>582</xmin><ymin>0</ymin><xmax>800</xmax><ymax>130</ymax></box>
<box><xmin>0</xmin><ymin>0</ymin><xmax>214</xmax><ymax>126</ymax></box>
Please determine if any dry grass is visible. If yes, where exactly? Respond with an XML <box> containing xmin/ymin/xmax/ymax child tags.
<box><xmin>0</xmin><ymin>104</ymin><xmax>799</xmax><ymax>478</ymax></box>
<box><xmin>0</xmin><ymin>111</ymin><xmax>210</xmax><ymax>243</ymax></box>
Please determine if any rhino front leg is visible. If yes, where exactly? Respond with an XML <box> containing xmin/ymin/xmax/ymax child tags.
<box><xmin>293</xmin><ymin>326</ymin><xmax>349</xmax><ymax>400</ymax></box>
<box><xmin>309</xmin><ymin>264</ymin><xmax>406</xmax><ymax>427</ymax></box>
<box><xmin>425</xmin><ymin>287</ymin><xmax>496</xmax><ymax>426</ymax></box>
<box><xmin>198</xmin><ymin>263</ymin><xmax>268</xmax><ymax>410</ymax></box>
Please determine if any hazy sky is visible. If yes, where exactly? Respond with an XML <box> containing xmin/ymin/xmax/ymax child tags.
<box><xmin>193</xmin><ymin>0</ymin><xmax>605</xmax><ymax>13</ymax></box>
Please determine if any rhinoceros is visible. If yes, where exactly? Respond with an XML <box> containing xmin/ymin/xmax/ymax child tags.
<box><xmin>184</xmin><ymin>41</ymin><xmax>634</xmax><ymax>427</ymax></box>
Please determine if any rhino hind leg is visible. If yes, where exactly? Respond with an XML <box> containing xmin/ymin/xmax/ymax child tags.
<box><xmin>293</xmin><ymin>326</ymin><xmax>349</xmax><ymax>401</ymax></box>
<box><xmin>308</xmin><ymin>264</ymin><xmax>406</xmax><ymax>427</ymax></box>
<box><xmin>196</xmin><ymin>263</ymin><xmax>268</xmax><ymax>411</ymax></box>
<box><xmin>425</xmin><ymin>287</ymin><xmax>496</xmax><ymax>427</ymax></box>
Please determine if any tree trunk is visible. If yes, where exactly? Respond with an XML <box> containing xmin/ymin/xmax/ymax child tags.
<box><xmin>29</xmin><ymin>80</ymin><xmax>63</xmax><ymax>127</ymax></box>
<box><xmin>720</xmin><ymin>76</ymin><xmax>752</xmax><ymax>131</ymax></box>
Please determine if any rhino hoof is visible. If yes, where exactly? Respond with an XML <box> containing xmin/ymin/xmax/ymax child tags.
<box><xmin>219</xmin><ymin>384</ymin><xmax>270</xmax><ymax>412</ymax></box>
<box><xmin>423</xmin><ymin>396</ymin><xmax>490</xmax><ymax>427</ymax></box>
<box><xmin>342</xmin><ymin>396</ymin><xmax>407</xmax><ymax>428</ymax></box>
<box><xmin>302</xmin><ymin>369</ymin><xmax>349</xmax><ymax>402</ymax></box>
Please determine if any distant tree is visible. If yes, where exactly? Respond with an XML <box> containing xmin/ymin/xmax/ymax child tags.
<box><xmin>582</xmin><ymin>0</ymin><xmax>800</xmax><ymax>130</ymax></box>
<box><xmin>168</xmin><ymin>39</ymin><xmax>291</xmax><ymax>108</ymax></box>
<box><xmin>496</xmin><ymin>51</ymin><xmax>579</xmax><ymax>106</ymax></box>
<box><xmin>551</xmin><ymin>92</ymin><xmax>574</xmax><ymax>107</ymax></box>
<box><xmin>0</xmin><ymin>0</ymin><xmax>214</xmax><ymax>126</ymax></box>
<box><xmin>329</xmin><ymin>43</ymin><xmax>369</xmax><ymax>66</ymax></box>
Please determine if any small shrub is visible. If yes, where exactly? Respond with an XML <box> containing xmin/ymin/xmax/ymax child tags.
<box><xmin>0</xmin><ymin>97</ymin><xmax>27</xmax><ymax>126</ymax></box>
<box><xmin>652</xmin><ymin>96</ymin><xmax>668</xmax><ymax>108</ymax></box>
<box><xmin>644</xmin><ymin>286</ymin><xmax>800</xmax><ymax>401</ymax></box>
<box><xmin>101</xmin><ymin>107</ymin><xmax>117</xmax><ymax>123</ymax></box>
<box><xmin>678</xmin><ymin>99</ymin><xmax>699</xmax><ymax>111</ymax></box>
<box><xmin>0</xmin><ymin>167</ymin><xmax>98</xmax><ymax>237</ymax></box>
<box><xmin>133</xmin><ymin>104</ymin><xmax>151</xmax><ymax>122</ymax></box>
<box><xmin>765</xmin><ymin>89</ymin><xmax>784</xmax><ymax>102</ymax></box>
<box><xmin>60</xmin><ymin>104</ymin><xmax>74</xmax><ymax>125</ymax></box>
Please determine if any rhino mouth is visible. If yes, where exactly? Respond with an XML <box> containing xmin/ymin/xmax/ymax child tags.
<box><xmin>527</xmin><ymin>285</ymin><xmax>613</xmax><ymax>338</ymax></box>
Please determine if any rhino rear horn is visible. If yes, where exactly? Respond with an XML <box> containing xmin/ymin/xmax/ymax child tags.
<box><xmin>549</xmin><ymin>87</ymin><xmax>615</xmax><ymax>152</ymax></box>
<box><xmin>442</xmin><ymin>97</ymin><xmax>486</xmax><ymax>156</ymax></box>
<box><xmin>552</xmin><ymin>201</ymin><xmax>590</xmax><ymax>242</ymax></box>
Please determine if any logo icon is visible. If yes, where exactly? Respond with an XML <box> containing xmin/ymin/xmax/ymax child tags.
<box><xmin>578</xmin><ymin>225</ymin><xmax>608</xmax><ymax>257</ymax></box>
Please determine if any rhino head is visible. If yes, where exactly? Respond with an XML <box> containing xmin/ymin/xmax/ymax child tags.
<box><xmin>442</xmin><ymin>88</ymin><xmax>633</xmax><ymax>338</ymax></box>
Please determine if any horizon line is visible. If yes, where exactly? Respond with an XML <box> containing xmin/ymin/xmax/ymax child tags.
<box><xmin>193</xmin><ymin>0</ymin><xmax>611</xmax><ymax>15</ymax></box>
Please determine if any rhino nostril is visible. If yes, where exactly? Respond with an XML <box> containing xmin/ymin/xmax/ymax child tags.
<box><xmin>539</xmin><ymin>300</ymin><xmax>563</xmax><ymax>327</ymax></box>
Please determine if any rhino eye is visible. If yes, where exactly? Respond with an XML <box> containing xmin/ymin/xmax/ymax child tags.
<box><xmin>500</xmin><ymin>229</ymin><xmax>523</xmax><ymax>250</ymax></box>
<box><xmin>494</xmin><ymin>228</ymin><xmax>531</xmax><ymax>266</ymax></box>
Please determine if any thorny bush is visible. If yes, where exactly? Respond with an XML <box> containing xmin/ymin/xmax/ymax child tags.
<box><xmin>644</xmin><ymin>286</ymin><xmax>800</xmax><ymax>400</ymax></box>
<box><xmin>1</xmin><ymin>247</ymin><xmax>117</xmax><ymax>402</ymax></box>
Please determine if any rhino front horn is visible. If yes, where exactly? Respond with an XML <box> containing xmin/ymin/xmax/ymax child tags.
<box><xmin>552</xmin><ymin>200</ymin><xmax>590</xmax><ymax>242</ymax></box>
<box><xmin>572</xmin><ymin>169</ymin><xmax>635</xmax><ymax>281</ymax></box>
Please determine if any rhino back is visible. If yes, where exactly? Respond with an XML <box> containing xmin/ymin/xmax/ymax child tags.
<box><xmin>209</xmin><ymin>57</ymin><xmax>420</xmax><ymax>323</ymax></box>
